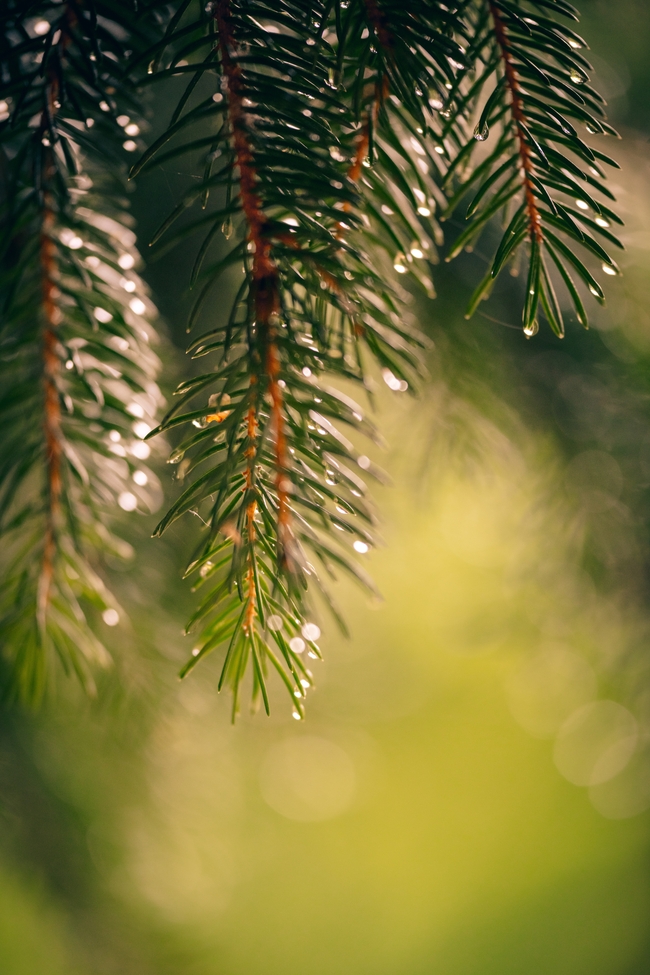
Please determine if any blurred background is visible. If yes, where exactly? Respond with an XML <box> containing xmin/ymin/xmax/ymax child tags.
<box><xmin>3</xmin><ymin>1</ymin><xmax>650</xmax><ymax>972</ymax></box>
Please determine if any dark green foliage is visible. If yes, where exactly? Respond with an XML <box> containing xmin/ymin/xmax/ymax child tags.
<box><xmin>0</xmin><ymin>1</ymin><xmax>163</xmax><ymax>702</ymax></box>
<box><xmin>0</xmin><ymin>0</ymin><xmax>623</xmax><ymax>714</ymax></box>
<box><xmin>441</xmin><ymin>0</ymin><xmax>622</xmax><ymax>335</ymax></box>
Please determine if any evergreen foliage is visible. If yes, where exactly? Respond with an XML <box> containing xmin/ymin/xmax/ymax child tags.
<box><xmin>0</xmin><ymin>0</ymin><xmax>623</xmax><ymax>716</ymax></box>
<box><xmin>0</xmin><ymin>1</ymin><xmax>162</xmax><ymax>702</ymax></box>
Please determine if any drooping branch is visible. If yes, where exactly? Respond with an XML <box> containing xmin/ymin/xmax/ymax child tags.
<box><xmin>488</xmin><ymin>2</ymin><xmax>543</xmax><ymax>243</ymax></box>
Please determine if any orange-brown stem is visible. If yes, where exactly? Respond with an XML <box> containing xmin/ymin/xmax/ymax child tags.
<box><xmin>363</xmin><ymin>0</ymin><xmax>393</xmax><ymax>56</ymax></box>
<box><xmin>37</xmin><ymin>29</ymin><xmax>68</xmax><ymax>623</ymax></box>
<box><xmin>346</xmin><ymin>9</ymin><xmax>392</xmax><ymax>339</ymax></box>
<box><xmin>347</xmin><ymin>77</ymin><xmax>389</xmax><ymax>183</ymax></box>
<box><xmin>488</xmin><ymin>2</ymin><xmax>543</xmax><ymax>243</ymax></box>
<box><xmin>243</xmin><ymin>388</ymin><xmax>258</xmax><ymax>634</ymax></box>
<box><xmin>38</xmin><ymin>192</ymin><xmax>62</xmax><ymax>625</ymax></box>
<box><xmin>215</xmin><ymin>0</ymin><xmax>292</xmax><ymax>573</ymax></box>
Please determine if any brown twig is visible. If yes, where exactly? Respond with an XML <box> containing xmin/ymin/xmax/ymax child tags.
<box><xmin>347</xmin><ymin>77</ymin><xmax>389</xmax><ymax>183</ymax></box>
<box><xmin>488</xmin><ymin>2</ymin><xmax>543</xmax><ymax>243</ymax></box>
<box><xmin>36</xmin><ymin>30</ymin><xmax>67</xmax><ymax>625</ymax></box>
<box><xmin>38</xmin><ymin>191</ymin><xmax>62</xmax><ymax>626</ymax></box>
<box><xmin>215</xmin><ymin>0</ymin><xmax>293</xmax><ymax>592</ymax></box>
<box><xmin>243</xmin><ymin>387</ymin><xmax>258</xmax><ymax>634</ymax></box>
<box><xmin>363</xmin><ymin>0</ymin><xmax>393</xmax><ymax>56</ymax></box>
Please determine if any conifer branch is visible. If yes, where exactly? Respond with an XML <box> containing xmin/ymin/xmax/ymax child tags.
<box><xmin>443</xmin><ymin>0</ymin><xmax>623</xmax><ymax>335</ymax></box>
<box><xmin>0</xmin><ymin>0</ymin><xmax>163</xmax><ymax>702</ymax></box>
<box><xmin>137</xmin><ymin>0</ymin><xmax>427</xmax><ymax>717</ymax></box>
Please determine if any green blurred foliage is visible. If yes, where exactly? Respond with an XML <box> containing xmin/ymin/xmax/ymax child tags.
<box><xmin>2</xmin><ymin>3</ymin><xmax>650</xmax><ymax>973</ymax></box>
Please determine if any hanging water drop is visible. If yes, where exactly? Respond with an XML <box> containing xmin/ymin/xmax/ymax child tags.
<box><xmin>523</xmin><ymin>320</ymin><xmax>539</xmax><ymax>338</ymax></box>
<box><xmin>569</xmin><ymin>70</ymin><xmax>584</xmax><ymax>84</ymax></box>
<box><xmin>473</xmin><ymin>122</ymin><xmax>489</xmax><ymax>142</ymax></box>
<box><xmin>221</xmin><ymin>217</ymin><xmax>233</xmax><ymax>239</ymax></box>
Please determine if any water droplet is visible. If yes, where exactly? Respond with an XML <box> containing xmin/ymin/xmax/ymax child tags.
<box><xmin>302</xmin><ymin>622</ymin><xmax>320</xmax><ymax>642</ymax></box>
<box><xmin>221</xmin><ymin>217</ymin><xmax>233</xmax><ymax>239</ymax></box>
<box><xmin>602</xmin><ymin>264</ymin><xmax>617</xmax><ymax>276</ymax></box>
<box><xmin>473</xmin><ymin>123</ymin><xmax>489</xmax><ymax>141</ymax></box>
<box><xmin>289</xmin><ymin>637</ymin><xmax>305</xmax><ymax>654</ymax></box>
<box><xmin>523</xmin><ymin>320</ymin><xmax>539</xmax><ymax>338</ymax></box>
<box><xmin>570</xmin><ymin>70</ymin><xmax>584</xmax><ymax>84</ymax></box>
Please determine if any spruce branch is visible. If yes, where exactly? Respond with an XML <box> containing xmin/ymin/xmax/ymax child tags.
<box><xmin>442</xmin><ymin>0</ymin><xmax>623</xmax><ymax>335</ymax></box>
<box><xmin>136</xmin><ymin>0</ymin><xmax>427</xmax><ymax>718</ymax></box>
<box><xmin>0</xmin><ymin>1</ymin><xmax>163</xmax><ymax>702</ymax></box>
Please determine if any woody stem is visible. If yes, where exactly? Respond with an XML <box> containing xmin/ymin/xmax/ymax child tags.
<box><xmin>215</xmin><ymin>0</ymin><xmax>291</xmax><ymax>585</ymax></box>
<box><xmin>488</xmin><ymin>2</ymin><xmax>543</xmax><ymax>243</ymax></box>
